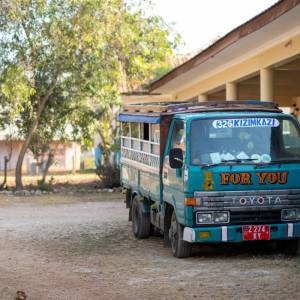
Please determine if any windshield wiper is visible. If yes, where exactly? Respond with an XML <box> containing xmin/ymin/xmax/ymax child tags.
<box><xmin>202</xmin><ymin>158</ymin><xmax>300</xmax><ymax>169</ymax></box>
<box><xmin>201</xmin><ymin>158</ymin><xmax>256</xmax><ymax>169</ymax></box>
<box><xmin>271</xmin><ymin>159</ymin><xmax>300</xmax><ymax>163</ymax></box>
<box><xmin>255</xmin><ymin>159</ymin><xmax>300</xmax><ymax>169</ymax></box>
<box><xmin>221</xmin><ymin>158</ymin><xmax>257</xmax><ymax>163</ymax></box>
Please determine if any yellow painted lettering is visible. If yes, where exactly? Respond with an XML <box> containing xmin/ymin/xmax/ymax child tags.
<box><xmin>220</xmin><ymin>173</ymin><xmax>230</xmax><ymax>185</ymax></box>
<box><xmin>278</xmin><ymin>172</ymin><xmax>288</xmax><ymax>184</ymax></box>
<box><xmin>256</xmin><ymin>172</ymin><xmax>267</xmax><ymax>185</ymax></box>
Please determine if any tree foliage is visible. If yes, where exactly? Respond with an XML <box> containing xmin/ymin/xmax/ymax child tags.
<box><xmin>0</xmin><ymin>0</ymin><xmax>178</xmax><ymax>188</ymax></box>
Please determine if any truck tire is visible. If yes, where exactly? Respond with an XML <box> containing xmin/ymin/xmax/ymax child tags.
<box><xmin>276</xmin><ymin>239</ymin><xmax>299</xmax><ymax>255</ymax></box>
<box><xmin>131</xmin><ymin>196</ymin><xmax>151</xmax><ymax>239</ymax></box>
<box><xmin>169</xmin><ymin>211</ymin><xmax>191</xmax><ymax>258</ymax></box>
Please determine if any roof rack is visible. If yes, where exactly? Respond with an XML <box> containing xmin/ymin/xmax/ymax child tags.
<box><xmin>122</xmin><ymin>100</ymin><xmax>282</xmax><ymax>115</ymax></box>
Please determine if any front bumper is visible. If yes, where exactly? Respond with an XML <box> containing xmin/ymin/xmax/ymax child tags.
<box><xmin>183</xmin><ymin>222</ymin><xmax>300</xmax><ymax>243</ymax></box>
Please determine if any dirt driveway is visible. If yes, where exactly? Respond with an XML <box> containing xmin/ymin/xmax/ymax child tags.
<box><xmin>0</xmin><ymin>192</ymin><xmax>299</xmax><ymax>300</ymax></box>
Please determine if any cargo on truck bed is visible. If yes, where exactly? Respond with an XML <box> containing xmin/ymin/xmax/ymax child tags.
<box><xmin>119</xmin><ymin>100</ymin><xmax>300</xmax><ymax>258</ymax></box>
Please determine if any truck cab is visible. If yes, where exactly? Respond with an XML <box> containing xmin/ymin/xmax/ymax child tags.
<box><xmin>119</xmin><ymin>101</ymin><xmax>300</xmax><ymax>258</ymax></box>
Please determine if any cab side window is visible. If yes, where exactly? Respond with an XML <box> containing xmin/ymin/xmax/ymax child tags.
<box><xmin>163</xmin><ymin>120</ymin><xmax>186</xmax><ymax>183</ymax></box>
<box><xmin>170</xmin><ymin>121</ymin><xmax>186</xmax><ymax>158</ymax></box>
<box><xmin>282</xmin><ymin>119</ymin><xmax>300</xmax><ymax>152</ymax></box>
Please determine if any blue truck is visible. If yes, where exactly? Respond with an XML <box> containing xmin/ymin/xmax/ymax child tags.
<box><xmin>119</xmin><ymin>101</ymin><xmax>300</xmax><ymax>258</ymax></box>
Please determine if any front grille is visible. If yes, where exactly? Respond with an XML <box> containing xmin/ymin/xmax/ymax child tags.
<box><xmin>194</xmin><ymin>189</ymin><xmax>300</xmax><ymax>210</ymax></box>
<box><xmin>230</xmin><ymin>210</ymin><xmax>281</xmax><ymax>225</ymax></box>
<box><xmin>193</xmin><ymin>210</ymin><xmax>283</xmax><ymax>226</ymax></box>
<box><xmin>193</xmin><ymin>189</ymin><xmax>300</xmax><ymax>226</ymax></box>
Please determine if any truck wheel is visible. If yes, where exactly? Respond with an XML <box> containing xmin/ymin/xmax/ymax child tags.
<box><xmin>131</xmin><ymin>196</ymin><xmax>150</xmax><ymax>239</ymax></box>
<box><xmin>169</xmin><ymin>211</ymin><xmax>191</xmax><ymax>258</ymax></box>
<box><xmin>276</xmin><ymin>239</ymin><xmax>299</xmax><ymax>255</ymax></box>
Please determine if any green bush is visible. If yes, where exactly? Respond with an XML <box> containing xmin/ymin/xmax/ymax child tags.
<box><xmin>96</xmin><ymin>165</ymin><xmax>120</xmax><ymax>188</ymax></box>
<box><xmin>37</xmin><ymin>176</ymin><xmax>54</xmax><ymax>191</ymax></box>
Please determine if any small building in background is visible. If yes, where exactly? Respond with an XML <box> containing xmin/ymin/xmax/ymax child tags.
<box><xmin>0</xmin><ymin>132</ymin><xmax>81</xmax><ymax>175</ymax></box>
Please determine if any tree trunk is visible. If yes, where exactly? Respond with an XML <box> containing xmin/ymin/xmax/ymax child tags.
<box><xmin>0</xmin><ymin>156</ymin><xmax>9</xmax><ymax>190</ymax></box>
<box><xmin>0</xmin><ymin>139</ymin><xmax>13</xmax><ymax>190</ymax></box>
<box><xmin>98</xmin><ymin>129</ymin><xmax>111</xmax><ymax>167</ymax></box>
<box><xmin>102</xmin><ymin>148</ymin><xmax>111</xmax><ymax>167</ymax></box>
<box><xmin>41</xmin><ymin>151</ymin><xmax>54</xmax><ymax>185</ymax></box>
<box><xmin>15</xmin><ymin>81</ymin><xmax>58</xmax><ymax>189</ymax></box>
<box><xmin>15</xmin><ymin>117</ymin><xmax>42</xmax><ymax>189</ymax></box>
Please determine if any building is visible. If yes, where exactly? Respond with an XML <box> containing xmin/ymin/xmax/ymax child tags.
<box><xmin>0</xmin><ymin>133</ymin><xmax>81</xmax><ymax>174</ymax></box>
<box><xmin>122</xmin><ymin>0</ymin><xmax>300</xmax><ymax>121</ymax></box>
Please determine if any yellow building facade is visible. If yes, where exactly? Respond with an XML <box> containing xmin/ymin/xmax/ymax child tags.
<box><xmin>123</xmin><ymin>0</ymin><xmax>300</xmax><ymax>120</ymax></box>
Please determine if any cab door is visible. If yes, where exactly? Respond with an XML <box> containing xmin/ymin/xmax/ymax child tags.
<box><xmin>162</xmin><ymin>119</ymin><xmax>186</xmax><ymax>223</ymax></box>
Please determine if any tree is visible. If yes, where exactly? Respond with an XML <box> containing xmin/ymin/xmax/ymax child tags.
<box><xmin>0</xmin><ymin>65</ymin><xmax>34</xmax><ymax>188</ymax></box>
<box><xmin>0</xmin><ymin>0</ymin><xmax>178</xmax><ymax>189</ymax></box>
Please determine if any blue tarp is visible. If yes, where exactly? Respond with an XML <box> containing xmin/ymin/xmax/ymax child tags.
<box><xmin>118</xmin><ymin>114</ymin><xmax>160</xmax><ymax>124</ymax></box>
<box><xmin>94</xmin><ymin>146</ymin><xmax>101</xmax><ymax>168</ymax></box>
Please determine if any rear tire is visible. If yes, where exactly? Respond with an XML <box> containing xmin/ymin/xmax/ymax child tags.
<box><xmin>169</xmin><ymin>211</ymin><xmax>191</xmax><ymax>258</ymax></box>
<box><xmin>276</xmin><ymin>239</ymin><xmax>299</xmax><ymax>255</ymax></box>
<box><xmin>131</xmin><ymin>196</ymin><xmax>151</xmax><ymax>239</ymax></box>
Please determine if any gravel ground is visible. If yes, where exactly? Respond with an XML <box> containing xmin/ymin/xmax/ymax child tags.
<box><xmin>0</xmin><ymin>193</ymin><xmax>299</xmax><ymax>300</ymax></box>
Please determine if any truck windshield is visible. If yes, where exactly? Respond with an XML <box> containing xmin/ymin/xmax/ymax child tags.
<box><xmin>190</xmin><ymin>116</ymin><xmax>300</xmax><ymax>165</ymax></box>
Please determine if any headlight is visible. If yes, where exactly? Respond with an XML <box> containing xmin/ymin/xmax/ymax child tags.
<box><xmin>196</xmin><ymin>211</ymin><xmax>229</xmax><ymax>224</ymax></box>
<box><xmin>196</xmin><ymin>213</ymin><xmax>213</xmax><ymax>224</ymax></box>
<box><xmin>281</xmin><ymin>208</ymin><xmax>300</xmax><ymax>221</ymax></box>
<box><xmin>214</xmin><ymin>211</ymin><xmax>230</xmax><ymax>223</ymax></box>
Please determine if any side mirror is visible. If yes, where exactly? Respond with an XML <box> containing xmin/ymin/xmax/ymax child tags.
<box><xmin>169</xmin><ymin>148</ymin><xmax>183</xmax><ymax>169</ymax></box>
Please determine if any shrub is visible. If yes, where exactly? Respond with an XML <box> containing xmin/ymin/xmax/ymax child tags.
<box><xmin>96</xmin><ymin>165</ymin><xmax>120</xmax><ymax>188</ymax></box>
<box><xmin>37</xmin><ymin>176</ymin><xmax>55</xmax><ymax>191</ymax></box>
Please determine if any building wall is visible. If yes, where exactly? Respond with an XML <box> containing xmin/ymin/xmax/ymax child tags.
<box><xmin>0</xmin><ymin>140</ymin><xmax>81</xmax><ymax>174</ymax></box>
<box><xmin>0</xmin><ymin>141</ymin><xmax>23</xmax><ymax>172</ymax></box>
<box><xmin>136</xmin><ymin>4</ymin><xmax>300</xmax><ymax>119</ymax></box>
<box><xmin>168</xmin><ymin>30</ymin><xmax>300</xmax><ymax>104</ymax></box>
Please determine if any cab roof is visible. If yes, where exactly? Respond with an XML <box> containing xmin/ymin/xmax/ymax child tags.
<box><xmin>173</xmin><ymin>111</ymin><xmax>287</xmax><ymax>121</ymax></box>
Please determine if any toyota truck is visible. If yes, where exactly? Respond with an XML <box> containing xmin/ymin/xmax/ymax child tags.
<box><xmin>119</xmin><ymin>100</ymin><xmax>300</xmax><ymax>258</ymax></box>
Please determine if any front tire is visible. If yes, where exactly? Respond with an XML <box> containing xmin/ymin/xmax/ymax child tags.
<box><xmin>169</xmin><ymin>211</ymin><xmax>191</xmax><ymax>258</ymax></box>
<box><xmin>276</xmin><ymin>239</ymin><xmax>299</xmax><ymax>255</ymax></box>
<box><xmin>131</xmin><ymin>196</ymin><xmax>151</xmax><ymax>239</ymax></box>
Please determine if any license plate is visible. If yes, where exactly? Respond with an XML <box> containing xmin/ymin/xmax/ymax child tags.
<box><xmin>242</xmin><ymin>225</ymin><xmax>270</xmax><ymax>241</ymax></box>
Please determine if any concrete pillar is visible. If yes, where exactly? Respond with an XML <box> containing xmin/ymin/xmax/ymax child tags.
<box><xmin>226</xmin><ymin>82</ymin><xmax>237</xmax><ymax>101</ymax></box>
<box><xmin>72</xmin><ymin>142</ymin><xmax>76</xmax><ymax>174</ymax></box>
<box><xmin>198</xmin><ymin>94</ymin><xmax>208</xmax><ymax>102</ymax></box>
<box><xmin>260</xmin><ymin>68</ymin><xmax>274</xmax><ymax>101</ymax></box>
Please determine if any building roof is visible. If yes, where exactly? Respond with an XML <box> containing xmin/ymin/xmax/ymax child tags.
<box><xmin>150</xmin><ymin>0</ymin><xmax>300</xmax><ymax>94</ymax></box>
